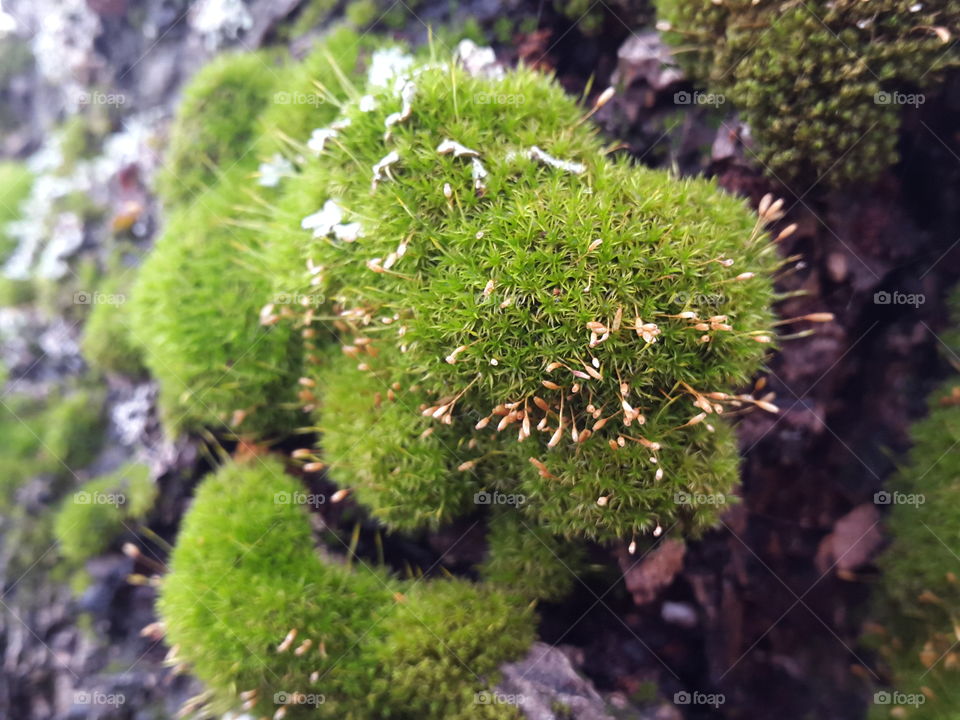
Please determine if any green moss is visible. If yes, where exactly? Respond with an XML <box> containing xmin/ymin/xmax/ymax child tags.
<box><xmin>345</xmin><ymin>0</ymin><xmax>378</xmax><ymax>28</ymax></box>
<box><xmin>0</xmin><ymin>383</ymin><xmax>102</xmax><ymax>522</ymax></box>
<box><xmin>480</xmin><ymin>509</ymin><xmax>585</xmax><ymax>601</ymax></box>
<box><xmin>155</xmin><ymin>51</ymin><xmax>281</xmax><ymax>204</ymax></box>
<box><xmin>54</xmin><ymin>463</ymin><xmax>155</xmax><ymax>563</ymax></box>
<box><xmin>271</xmin><ymin>54</ymin><xmax>776</xmax><ymax>542</ymax></box>
<box><xmin>158</xmin><ymin>457</ymin><xmax>533</xmax><ymax>719</ymax></box>
<box><xmin>35</xmin><ymin>385</ymin><xmax>105</xmax><ymax>477</ymax></box>
<box><xmin>130</xmin><ymin>178</ymin><xmax>304</xmax><ymax>435</ymax></box>
<box><xmin>0</xmin><ymin>160</ymin><xmax>32</xmax><ymax>260</ymax></box>
<box><xmin>80</xmin><ymin>277</ymin><xmax>146</xmax><ymax>377</ymax></box>
<box><xmin>317</xmin><ymin>348</ymin><xmax>489</xmax><ymax>531</ymax></box>
<box><xmin>0</xmin><ymin>384</ymin><xmax>105</xmax><ymax>579</ymax></box>
<box><xmin>656</xmin><ymin>0</ymin><xmax>958</xmax><ymax>186</ymax></box>
<box><xmin>870</xmin><ymin>383</ymin><xmax>960</xmax><ymax>718</ymax></box>
<box><xmin>287</xmin><ymin>0</ymin><xmax>340</xmax><ymax>37</ymax></box>
<box><xmin>131</xmin><ymin>32</ymin><xmax>372</xmax><ymax>436</ymax></box>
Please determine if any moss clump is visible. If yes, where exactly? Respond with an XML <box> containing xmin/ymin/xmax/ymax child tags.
<box><xmin>870</xmin><ymin>383</ymin><xmax>960</xmax><ymax>717</ymax></box>
<box><xmin>131</xmin><ymin>31</ymin><xmax>373</xmax><ymax>436</ymax></box>
<box><xmin>267</xmin><ymin>50</ymin><xmax>778</xmax><ymax>543</ymax></box>
<box><xmin>54</xmin><ymin>463</ymin><xmax>155</xmax><ymax>563</ymax></box>
<box><xmin>0</xmin><ymin>385</ymin><xmax>105</xmax><ymax>578</ymax></box>
<box><xmin>0</xmin><ymin>161</ymin><xmax>32</xmax><ymax>260</ymax></box>
<box><xmin>158</xmin><ymin>457</ymin><xmax>534</xmax><ymax>719</ymax></box>
<box><xmin>0</xmin><ymin>389</ymin><xmax>103</xmax><ymax>511</ymax></box>
<box><xmin>656</xmin><ymin>0</ymin><xmax>958</xmax><ymax>186</ymax></box>
<box><xmin>80</xmin><ymin>279</ymin><xmax>146</xmax><ymax>377</ymax></box>
<box><xmin>155</xmin><ymin>51</ymin><xmax>280</xmax><ymax>205</ymax></box>
<box><xmin>34</xmin><ymin>386</ymin><xmax>105</xmax><ymax>478</ymax></box>
<box><xmin>480</xmin><ymin>510</ymin><xmax>585</xmax><ymax>601</ymax></box>
<box><xmin>131</xmin><ymin>181</ymin><xmax>306</xmax><ymax>434</ymax></box>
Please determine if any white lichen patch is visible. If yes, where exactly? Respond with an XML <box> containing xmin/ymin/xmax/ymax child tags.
<box><xmin>302</xmin><ymin>201</ymin><xmax>364</xmax><ymax>243</ymax></box>
<box><xmin>384</xmin><ymin>81</ymin><xmax>416</xmax><ymax>136</ymax></box>
<box><xmin>302</xmin><ymin>200</ymin><xmax>342</xmax><ymax>237</ymax></box>
<box><xmin>332</xmin><ymin>222</ymin><xmax>363</xmax><ymax>243</ymax></box>
<box><xmin>471</xmin><ymin>158</ymin><xmax>489</xmax><ymax>194</ymax></box>
<box><xmin>189</xmin><ymin>0</ymin><xmax>253</xmax><ymax>51</ymax></box>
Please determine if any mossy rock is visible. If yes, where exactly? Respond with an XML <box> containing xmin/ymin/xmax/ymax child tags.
<box><xmin>158</xmin><ymin>457</ymin><xmax>534</xmax><ymax>719</ymax></box>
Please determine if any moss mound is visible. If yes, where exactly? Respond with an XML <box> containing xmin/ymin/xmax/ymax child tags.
<box><xmin>158</xmin><ymin>457</ymin><xmax>534</xmax><ymax>719</ymax></box>
<box><xmin>155</xmin><ymin>51</ymin><xmax>280</xmax><ymax>204</ymax></box>
<box><xmin>656</xmin><ymin>0</ymin><xmax>958</xmax><ymax>186</ymax></box>
<box><xmin>870</xmin><ymin>382</ymin><xmax>960</xmax><ymax>718</ymax></box>
<box><xmin>267</xmin><ymin>49</ymin><xmax>779</xmax><ymax>542</ymax></box>
<box><xmin>131</xmin><ymin>31</ymin><xmax>370</xmax><ymax>435</ymax></box>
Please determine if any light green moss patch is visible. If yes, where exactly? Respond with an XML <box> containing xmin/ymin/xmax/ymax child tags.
<box><xmin>54</xmin><ymin>463</ymin><xmax>155</xmax><ymax>563</ymax></box>
<box><xmin>158</xmin><ymin>457</ymin><xmax>533</xmax><ymax>719</ymax></box>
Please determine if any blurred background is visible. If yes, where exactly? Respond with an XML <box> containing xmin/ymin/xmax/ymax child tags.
<box><xmin>0</xmin><ymin>0</ymin><xmax>959</xmax><ymax>718</ymax></box>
